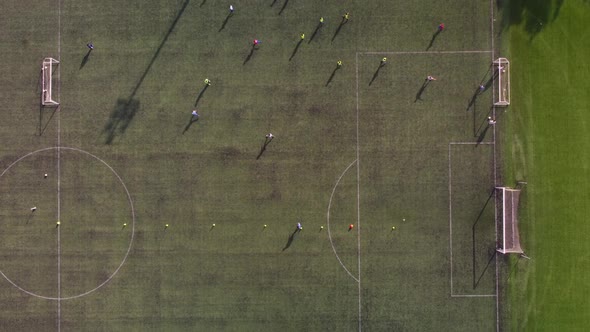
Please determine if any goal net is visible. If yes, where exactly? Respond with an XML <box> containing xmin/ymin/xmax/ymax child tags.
<box><xmin>496</xmin><ymin>187</ymin><xmax>523</xmax><ymax>254</ymax></box>
<box><xmin>42</xmin><ymin>58</ymin><xmax>59</xmax><ymax>106</ymax></box>
<box><xmin>493</xmin><ymin>58</ymin><xmax>510</xmax><ymax>106</ymax></box>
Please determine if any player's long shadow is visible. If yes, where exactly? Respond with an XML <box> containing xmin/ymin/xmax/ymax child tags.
<box><xmin>289</xmin><ymin>39</ymin><xmax>303</xmax><ymax>61</ymax></box>
<box><xmin>194</xmin><ymin>85</ymin><xmax>209</xmax><ymax>106</ymax></box>
<box><xmin>182</xmin><ymin>115</ymin><xmax>198</xmax><ymax>134</ymax></box>
<box><xmin>414</xmin><ymin>80</ymin><xmax>430</xmax><ymax>101</ymax></box>
<box><xmin>219</xmin><ymin>12</ymin><xmax>233</xmax><ymax>32</ymax></box>
<box><xmin>472</xmin><ymin>189</ymin><xmax>496</xmax><ymax>289</ymax></box>
<box><xmin>309</xmin><ymin>22</ymin><xmax>323</xmax><ymax>43</ymax></box>
<box><xmin>331</xmin><ymin>20</ymin><xmax>346</xmax><ymax>42</ymax></box>
<box><xmin>426</xmin><ymin>30</ymin><xmax>442</xmax><ymax>50</ymax></box>
<box><xmin>325</xmin><ymin>67</ymin><xmax>340</xmax><ymax>86</ymax></box>
<box><xmin>278</xmin><ymin>0</ymin><xmax>289</xmax><ymax>15</ymax></box>
<box><xmin>38</xmin><ymin>105</ymin><xmax>58</xmax><ymax>136</ymax></box>
<box><xmin>79</xmin><ymin>49</ymin><xmax>92</xmax><ymax>69</ymax></box>
<box><xmin>102</xmin><ymin>0</ymin><xmax>191</xmax><ymax>144</ymax></box>
<box><xmin>244</xmin><ymin>46</ymin><xmax>257</xmax><ymax>65</ymax></box>
<box><xmin>200</xmin><ymin>0</ymin><xmax>206</xmax><ymax>7</ymax></box>
<box><xmin>256</xmin><ymin>138</ymin><xmax>273</xmax><ymax>159</ymax></box>
<box><xmin>369</xmin><ymin>65</ymin><xmax>384</xmax><ymax>86</ymax></box>
<box><xmin>282</xmin><ymin>228</ymin><xmax>299</xmax><ymax>251</ymax></box>
<box><xmin>270</xmin><ymin>0</ymin><xmax>278</xmax><ymax>6</ymax></box>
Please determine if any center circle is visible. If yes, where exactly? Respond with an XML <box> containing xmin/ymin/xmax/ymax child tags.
<box><xmin>0</xmin><ymin>147</ymin><xmax>135</xmax><ymax>300</ymax></box>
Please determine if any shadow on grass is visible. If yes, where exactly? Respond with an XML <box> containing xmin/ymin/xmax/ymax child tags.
<box><xmin>38</xmin><ymin>105</ymin><xmax>58</xmax><ymax>136</ymax></box>
<box><xmin>325</xmin><ymin>66</ymin><xmax>340</xmax><ymax>86</ymax></box>
<box><xmin>331</xmin><ymin>20</ymin><xmax>347</xmax><ymax>42</ymax></box>
<box><xmin>103</xmin><ymin>0</ymin><xmax>191</xmax><ymax>144</ymax></box>
<box><xmin>244</xmin><ymin>46</ymin><xmax>257</xmax><ymax>65</ymax></box>
<box><xmin>103</xmin><ymin>98</ymin><xmax>140</xmax><ymax>145</ymax></box>
<box><xmin>182</xmin><ymin>115</ymin><xmax>199</xmax><ymax>134</ymax></box>
<box><xmin>414</xmin><ymin>80</ymin><xmax>430</xmax><ymax>101</ymax></box>
<box><xmin>80</xmin><ymin>49</ymin><xmax>92</xmax><ymax>69</ymax></box>
<box><xmin>194</xmin><ymin>85</ymin><xmax>209</xmax><ymax>106</ymax></box>
<box><xmin>369</xmin><ymin>65</ymin><xmax>384</xmax><ymax>86</ymax></box>
<box><xmin>471</xmin><ymin>189</ymin><xmax>496</xmax><ymax>288</ymax></box>
<box><xmin>282</xmin><ymin>228</ymin><xmax>299</xmax><ymax>251</ymax></box>
<box><xmin>309</xmin><ymin>22</ymin><xmax>323</xmax><ymax>43</ymax></box>
<box><xmin>499</xmin><ymin>0</ymin><xmax>564</xmax><ymax>38</ymax></box>
<box><xmin>256</xmin><ymin>137</ymin><xmax>273</xmax><ymax>159</ymax></box>
<box><xmin>219</xmin><ymin>12</ymin><xmax>233</xmax><ymax>32</ymax></box>
<box><xmin>426</xmin><ymin>30</ymin><xmax>441</xmax><ymax>50</ymax></box>
<box><xmin>289</xmin><ymin>39</ymin><xmax>303</xmax><ymax>61</ymax></box>
<box><xmin>278</xmin><ymin>0</ymin><xmax>289</xmax><ymax>15</ymax></box>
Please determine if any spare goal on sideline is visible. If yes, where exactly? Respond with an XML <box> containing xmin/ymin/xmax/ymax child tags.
<box><xmin>42</xmin><ymin>57</ymin><xmax>59</xmax><ymax>106</ymax></box>
<box><xmin>493</xmin><ymin>58</ymin><xmax>510</xmax><ymax>106</ymax></box>
<box><xmin>496</xmin><ymin>187</ymin><xmax>523</xmax><ymax>254</ymax></box>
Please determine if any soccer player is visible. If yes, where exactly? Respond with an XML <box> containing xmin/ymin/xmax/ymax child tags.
<box><xmin>381</xmin><ymin>57</ymin><xmax>387</xmax><ymax>66</ymax></box>
<box><xmin>319</xmin><ymin>17</ymin><xmax>324</xmax><ymax>25</ymax></box>
<box><xmin>87</xmin><ymin>43</ymin><xmax>94</xmax><ymax>50</ymax></box>
<box><xmin>488</xmin><ymin>116</ymin><xmax>496</xmax><ymax>125</ymax></box>
<box><xmin>191</xmin><ymin>110</ymin><xmax>199</xmax><ymax>119</ymax></box>
<box><xmin>300</xmin><ymin>33</ymin><xmax>305</xmax><ymax>40</ymax></box>
<box><xmin>229</xmin><ymin>5</ymin><xmax>234</xmax><ymax>13</ymax></box>
<box><xmin>337</xmin><ymin>60</ymin><xmax>343</xmax><ymax>68</ymax></box>
<box><xmin>204</xmin><ymin>78</ymin><xmax>211</xmax><ymax>86</ymax></box>
<box><xmin>438</xmin><ymin>23</ymin><xmax>445</xmax><ymax>31</ymax></box>
<box><xmin>297</xmin><ymin>222</ymin><xmax>302</xmax><ymax>231</ymax></box>
<box><xmin>427</xmin><ymin>75</ymin><xmax>437</xmax><ymax>81</ymax></box>
<box><xmin>343</xmin><ymin>12</ymin><xmax>350</xmax><ymax>22</ymax></box>
<box><xmin>266</xmin><ymin>133</ymin><xmax>274</xmax><ymax>140</ymax></box>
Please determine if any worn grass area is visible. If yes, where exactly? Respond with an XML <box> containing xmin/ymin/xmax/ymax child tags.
<box><xmin>501</xmin><ymin>0</ymin><xmax>590</xmax><ymax>330</ymax></box>
<box><xmin>0</xmin><ymin>0</ymin><xmax>500</xmax><ymax>330</ymax></box>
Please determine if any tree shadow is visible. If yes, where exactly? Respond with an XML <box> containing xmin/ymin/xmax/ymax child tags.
<box><xmin>219</xmin><ymin>12</ymin><xmax>232</xmax><ymax>32</ymax></box>
<box><xmin>499</xmin><ymin>0</ymin><xmax>564</xmax><ymax>38</ymax></box>
<box><xmin>102</xmin><ymin>0</ymin><xmax>191</xmax><ymax>144</ymax></box>
<box><xmin>289</xmin><ymin>39</ymin><xmax>303</xmax><ymax>61</ymax></box>
<box><xmin>426</xmin><ymin>30</ymin><xmax>441</xmax><ymax>50</ymax></box>
<box><xmin>369</xmin><ymin>65</ymin><xmax>384</xmax><ymax>86</ymax></box>
<box><xmin>102</xmin><ymin>98</ymin><xmax>140</xmax><ymax>145</ymax></box>
<box><xmin>414</xmin><ymin>80</ymin><xmax>430</xmax><ymax>101</ymax></box>
<box><xmin>309</xmin><ymin>22</ymin><xmax>322</xmax><ymax>43</ymax></box>
<box><xmin>331</xmin><ymin>21</ymin><xmax>346</xmax><ymax>42</ymax></box>
<box><xmin>282</xmin><ymin>228</ymin><xmax>299</xmax><ymax>251</ymax></box>
<box><xmin>278</xmin><ymin>0</ymin><xmax>289</xmax><ymax>15</ymax></box>
<box><xmin>182</xmin><ymin>115</ymin><xmax>199</xmax><ymax>134</ymax></box>
<box><xmin>79</xmin><ymin>49</ymin><xmax>92</xmax><ymax>69</ymax></box>
<box><xmin>194</xmin><ymin>85</ymin><xmax>209</xmax><ymax>106</ymax></box>
<box><xmin>325</xmin><ymin>67</ymin><xmax>339</xmax><ymax>86</ymax></box>
<box><xmin>38</xmin><ymin>105</ymin><xmax>58</xmax><ymax>136</ymax></box>
<box><xmin>244</xmin><ymin>46</ymin><xmax>257</xmax><ymax>65</ymax></box>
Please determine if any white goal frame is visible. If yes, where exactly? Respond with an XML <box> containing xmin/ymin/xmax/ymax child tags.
<box><xmin>42</xmin><ymin>57</ymin><xmax>60</xmax><ymax>106</ymax></box>
<box><xmin>493</xmin><ymin>58</ymin><xmax>510</xmax><ymax>107</ymax></box>
<box><xmin>496</xmin><ymin>187</ymin><xmax>523</xmax><ymax>254</ymax></box>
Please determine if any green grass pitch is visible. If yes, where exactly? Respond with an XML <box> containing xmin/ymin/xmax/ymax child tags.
<box><xmin>502</xmin><ymin>0</ymin><xmax>590</xmax><ymax>330</ymax></box>
<box><xmin>0</xmin><ymin>0</ymin><xmax>508</xmax><ymax>330</ymax></box>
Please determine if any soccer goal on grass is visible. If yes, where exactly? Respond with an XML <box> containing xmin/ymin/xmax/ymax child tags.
<box><xmin>493</xmin><ymin>58</ymin><xmax>510</xmax><ymax>107</ymax></box>
<box><xmin>41</xmin><ymin>57</ymin><xmax>59</xmax><ymax>106</ymax></box>
<box><xmin>496</xmin><ymin>187</ymin><xmax>523</xmax><ymax>254</ymax></box>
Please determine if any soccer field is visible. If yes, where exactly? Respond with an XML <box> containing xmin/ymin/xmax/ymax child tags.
<box><xmin>0</xmin><ymin>0</ymin><xmax>504</xmax><ymax>330</ymax></box>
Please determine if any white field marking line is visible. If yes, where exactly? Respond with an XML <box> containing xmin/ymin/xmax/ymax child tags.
<box><xmin>490</xmin><ymin>0</ymin><xmax>500</xmax><ymax>331</ymax></box>
<box><xmin>326</xmin><ymin>159</ymin><xmax>359</xmax><ymax>283</ymax></box>
<box><xmin>355</xmin><ymin>51</ymin><xmax>362</xmax><ymax>332</ymax></box>
<box><xmin>362</xmin><ymin>50</ymin><xmax>493</xmax><ymax>55</ymax></box>
<box><xmin>448</xmin><ymin>143</ymin><xmax>496</xmax><ymax>298</ymax></box>
<box><xmin>57</xmin><ymin>0</ymin><xmax>62</xmax><ymax>329</ymax></box>
<box><xmin>0</xmin><ymin>147</ymin><xmax>136</xmax><ymax>301</ymax></box>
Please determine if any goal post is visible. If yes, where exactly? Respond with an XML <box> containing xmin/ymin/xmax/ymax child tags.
<box><xmin>496</xmin><ymin>187</ymin><xmax>523</xmax><ymax>254</ymax></box>
<box><xmin>493</xmin><ymin>58</ymin><xmax>510</xmax><ymax>107</ymax></box>
<box><xmin>42</xmin><ymin>57</ymin><xmax>60</xmax><ymax>106</ymax></box>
